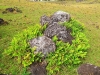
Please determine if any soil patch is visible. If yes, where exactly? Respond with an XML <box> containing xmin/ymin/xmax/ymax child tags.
<box><xmin>2</xmin><ymin>7</ymin><xmax>22</xmax><ymax>14</ymax></box>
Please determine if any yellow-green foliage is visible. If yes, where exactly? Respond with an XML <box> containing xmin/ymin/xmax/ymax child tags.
<box><xmin>4</xmin><ymin>24</ymin><xmax>44</xmax><ymax>67</ymax></box>
<box><xmin>4</xmin><ymin>19</ymin><xmax>89</xmax><ymax>75</ymax></box>
<box><xmin>0</xmin><ymin>0</ymin><xmax>100</xmax><ymax>75</ymax></box>
<box><xmin>46</xmin><ymin>19</ymin><xmax>90</xmax><ymax>75</ymax></box>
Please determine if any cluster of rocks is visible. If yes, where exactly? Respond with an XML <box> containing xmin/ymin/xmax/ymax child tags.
<box><xmin>41</xmin><ymin>11</ymin><xmax>72</xmax><ymax>43</ymax></box>
<box><xmin>29</xmin><ymin>11</ymin><xmax>72</xmax><ymax>75</ymax></box>
<box><xmin>29</xmin><ymin>11</ymin><xmax>72</xmax><ymax>58</ymax></box>
<box><xmin>77</xmin><ymin>63</ymin><xmax>100</xmax><ymax>75</ymax></box>
<box><xmin>40</xmin><ymin>11</ymin><xmax>71</xmax><ymax>26</ymax></box>
<box><xmin>29</xmin><ymin>11</ymin><xmax>100</xmax><ymax>75</ymax></box>
<box><xmin>0</xmin><ymin>18</ymin><xmax>8</xmax><ymax>25</ymax></box>
<box><xmin>2</xmin><ymin>7</ymin><xmax>22</xmax><ymax>14</ymax></box>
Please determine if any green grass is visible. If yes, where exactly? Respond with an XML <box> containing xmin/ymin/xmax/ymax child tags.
<box><xmin>0</xmin><ymin>0</ymin><xmax>100</xmax><ymax>75</ymax></box>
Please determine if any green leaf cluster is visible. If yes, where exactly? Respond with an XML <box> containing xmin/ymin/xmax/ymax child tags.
<box><xmin>3</xmin><ymin>19</ymin><xmax>90</xmax><ymax>75</ymax></box>
<box><xmin>4</xmin><ymin>24</ymin><xmax>45</xmax><ymax>67</ymax></box>
<box><xmin>46</xmin><ymin>19</ymin><xmax>90</xmax><ymax>75</ymax></box>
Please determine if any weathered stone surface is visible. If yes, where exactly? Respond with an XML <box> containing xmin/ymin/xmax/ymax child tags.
<box><xmin>77</xmin><ymin>63</ymin><xmax>100</xmax><ymax>75</ymax></box>
<box><xmin>44</xmin><ymin>22</ymin><xmax>73</xmax><ymax>43</ymax></box>
<box><xmin>50</xmin><ymin>11</ymin><xmax>71</xmax><ymax>23</ymax></box>
<box><xmin>40</xmin><ymin>15</ymin><xmax>51</xmax><ymax>26</ymax></box>
<box><xmin>30</xmin><ymin>60</ymin><xmax>47</xmax><ymax>75</ymax></box>
<box><xmin>40</xmin><ymin>11</ymin><xmax>71</xmax><ymax>26</ymax></box>
<box><xmin>29</xmin><ymin>36</ymin><xmax>55</xmax><ymax>56</ymax></box>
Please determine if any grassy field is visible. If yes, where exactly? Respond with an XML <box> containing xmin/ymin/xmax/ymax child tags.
<box><xmin>0</xmin><ymin>0</ymin><xmax>100</xmax><ymax>75</ymax></box>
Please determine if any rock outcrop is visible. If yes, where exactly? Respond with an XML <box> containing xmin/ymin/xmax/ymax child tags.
<box><xmin>30</xmin><ymin>60</ymin><xmax>47</xmax><ymax>75</ymax></box>
<box><xmin>30</xmin><ymin>11</ymin><xmax>72</xmax><ymax>75</ymax></box>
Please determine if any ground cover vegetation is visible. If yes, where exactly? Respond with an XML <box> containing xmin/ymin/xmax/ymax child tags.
<box><xmin>0</xmin><ymin>0</ymin><xmax>100</xmax><ymax>75</ymax></box>
<box><xmin>3</xmin><ymin>18</ymin><xmax>90</xmax><ymax>75</ymax></box>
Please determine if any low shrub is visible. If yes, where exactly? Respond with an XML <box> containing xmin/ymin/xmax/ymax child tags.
<box><xmin>4</xmin><ymin>19</ymin><xmax>90</xmax><ymax>75</ymax></box>
<box><xmin>4</xmin><ymin>24</ymin><xmax>46</xmax><ymax>67</ymax></box>
<box><xmin>46</xmin><ymin>19</ymin><xmax>90</xmax><ymax>75</ymax></box>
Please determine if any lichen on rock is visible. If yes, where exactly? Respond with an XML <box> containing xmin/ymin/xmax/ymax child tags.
<box><xmin>29</xmin><ymin>36</ymin><xmax>56</xmax><ymax>57</ymax></box>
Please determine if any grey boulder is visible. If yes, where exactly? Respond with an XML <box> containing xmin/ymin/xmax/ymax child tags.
<box><xmin>40</xmin><ymin>11</ymin><xmax>71</xmax><ymax>26</ymax></box>
<box><xmin>50</xmin><ymin>11</ymin><xmax>71</xmax><ymax>23</ymax></box>
<box><xmin>44</xmin><ymin>22</ymin><xmax>73</xmax><ymax>43</ymax></box>
<box><xmin>29</xmin><ymin>36</ymin><xmax>55</xmax><ymax>57</ymax></box>
<box><xmin>30</xmin><ymin>60</ymin><xmax>47</xmax><ymax>75</ymax></box>
<box><xmin>77</xmin><ymin>63</ymin><xmax>100</xmax><ymax>75</ymax></box>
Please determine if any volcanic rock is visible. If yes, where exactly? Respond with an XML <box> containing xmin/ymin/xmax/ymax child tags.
<box><xmin>50</xmin><ymin>11</ymin><xmax>71</xmax><ymax>23</ymax></box>
<box><xmin>77</xmin><ymin>63</ymin><xmax>100</xmax><ymax>75</ymax></box>
<box><xmin>40</xmin><ymin>15</ymin><xmax>51</xmax><ymax>26</ymax></box>
<box><xmin>29</xmin><ymin>36</ymin><xmax>55</xmax><ymax>57</ymax></box>
<box><xmin>30</xmin><ymin>60</ymin><xmax>47</xmax><ymax>75</ymax></box>
<box><xmin>40</xmin><ymin>11</ymin><xmax>71</xmax><ymax>26</ymax></box>
<box><xmin>44</xmin><ymin>22</ymin><xmax>73</xmax><ymax>43</ymax></box>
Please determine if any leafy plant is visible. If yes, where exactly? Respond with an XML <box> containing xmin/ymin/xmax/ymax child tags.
<box><xmin>21</xmin><ymin>67</ymin><xmax>30</xmax><ymax>75</ymax></box>
<box><xmin>45</xmin><ymin>19</ymin><xmax>90</xmax><ymax>75</ymax></box>
<box><xmin>4</xmin><ymin>19</ymin><xmax>90</xmax><ymax>75</ymax></box>
<box><xmin>4</xmin><ymin>24</ymin><xmax>44</xmax><ymax>67</ymax></box>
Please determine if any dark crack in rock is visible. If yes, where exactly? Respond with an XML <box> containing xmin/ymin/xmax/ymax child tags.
<box><xmin>29</xmin><ymin>36</ymin><xmax>55</xmax><ymax>57</ymax></box>
<box><xmin>77</xmin><ymin>63</ymin><xmax>100</xmax><ymax>75</ymax></box>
